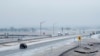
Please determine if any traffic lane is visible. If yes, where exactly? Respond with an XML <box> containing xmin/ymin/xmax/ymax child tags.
<box><xmin>0</xmin><ymin>37</ymin><xmax>75</xmax><ymax>56</ymax></box>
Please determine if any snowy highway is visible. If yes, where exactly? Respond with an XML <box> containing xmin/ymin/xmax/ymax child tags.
<box><xmin>0</xmin><ymin>36</ymin><xmax>80</xmax><ymax>56</ymax></box>
<box><xmin>0</xmin><ymin>34</ymin><xmax>92</xmax><ymax>56</ymax></box>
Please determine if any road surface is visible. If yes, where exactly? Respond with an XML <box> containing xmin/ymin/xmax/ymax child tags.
<box><xmin>0</xmin><ymin>36</ymin><xmax>75</xmax><ymax>56</ymax></box>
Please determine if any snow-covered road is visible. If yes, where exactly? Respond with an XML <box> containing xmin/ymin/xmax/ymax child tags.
<box><xmin>0</xmin><ymin>34</ymin><xmax>90</xmax><ymax>56</ymax></box>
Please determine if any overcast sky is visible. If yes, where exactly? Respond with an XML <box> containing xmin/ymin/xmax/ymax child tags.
<box><xmin>0</xmin><ymin>0</ymin><xmax>100</xmax><ymax>28</ymax></box>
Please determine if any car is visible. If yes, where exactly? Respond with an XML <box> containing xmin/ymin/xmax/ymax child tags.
<box><xmin>20</xmin><ymin>43</ymin><xmax>27</xmax><ymax>49</ymax></box>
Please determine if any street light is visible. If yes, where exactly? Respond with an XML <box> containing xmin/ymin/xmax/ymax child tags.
<box><xmin>53</xmin><ymin>24</ymin><xmax>55</xmax><ymax>35</ymax></box>
<box><xmin>40</xmin><ymin>21</ymin><xmax>45</xmax><ymax>36</ymax></box>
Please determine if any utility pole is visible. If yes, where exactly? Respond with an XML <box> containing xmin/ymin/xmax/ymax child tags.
<box><xmin>53</xmin><ymin>24</ymin><xmax>55</xmax><ymax>35</ymax></box>
<box><xmin>40</xmin><ymin>22</ymin><xmax>42</xmax><ymax>36</ymax></box>
<box><xmin>40</xmin><ymin>21</ymin><xmax>45</xmax><ymax>36</ymax></box>
<box><xmin>61</xmin><ymin>27</ymin><xmax>64</xmax><ymax>33</ymax></box>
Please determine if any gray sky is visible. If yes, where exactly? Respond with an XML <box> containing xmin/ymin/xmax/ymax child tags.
<box><xmin>0</xmin><ymin>0</ymin><xmax>100</xmax><ymax>28</ymax></box>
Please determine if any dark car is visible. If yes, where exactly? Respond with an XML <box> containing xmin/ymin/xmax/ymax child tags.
<box><xmin>20</xmin><ymin>43</ymin><xmax>27</xmax><ymax>49</ymax></box>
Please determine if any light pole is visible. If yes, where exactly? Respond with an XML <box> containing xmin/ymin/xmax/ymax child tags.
<box><xmin>53</xmin><ymin>24</ymin><xmax>55</xmax><ymax>35</ymax></box>
<box><xmin>40</xmin><ymin>21</ymin><xmax>45</xmax><ymax>36</ymax></box>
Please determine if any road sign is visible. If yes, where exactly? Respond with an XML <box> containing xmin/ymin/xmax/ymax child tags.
<box><xmin>77</xmin><ymin>36</ymin><xmax>81</xmax><ymax>41</ymax></box>
<box><xmin>77</xmin><ymin>36</ymin><xmax>82</xmax><ymax>47</ymax></box>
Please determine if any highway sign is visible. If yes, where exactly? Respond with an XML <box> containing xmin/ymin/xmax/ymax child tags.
<box><xmin>77</xmin><ymin>36</ymin><xmax>81</xmax><ymax>41</ymax></box>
